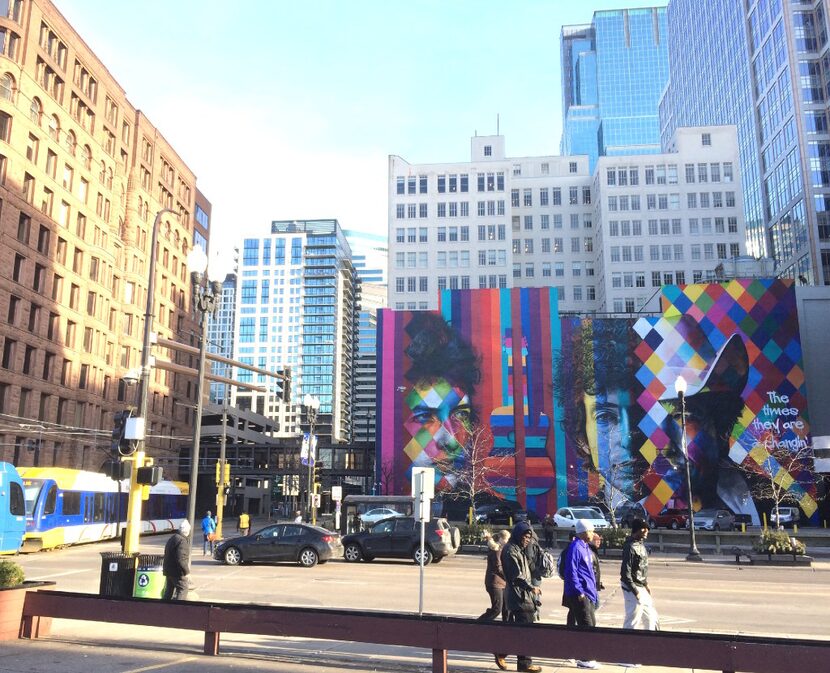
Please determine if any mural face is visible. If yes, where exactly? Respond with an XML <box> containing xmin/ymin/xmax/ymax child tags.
<box><xmin>376</xmin><ymin>280</ymin><xmax>816</xmax><ymax>523</ymax></box>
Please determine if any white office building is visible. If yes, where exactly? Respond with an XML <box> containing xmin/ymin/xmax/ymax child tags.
<box><xmin>388</xmin><ymin>126</ymin><xmax>746</xmax><ymax>313</ymax></box>
<box><xmin>594</xmin><ymin>126</ymin><xmax>747</xmax><ymax>312</ymax></box>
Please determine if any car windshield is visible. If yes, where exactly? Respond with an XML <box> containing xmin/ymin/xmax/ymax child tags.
<box><xmin>696</xmin><ymin>510</ymin><xmax>718</xmax><ymax>518</ymax></box>
<box><xmin>571</xmin><ymin>508</ymin><xmax>601</xmax><ymax>519</ymax></box>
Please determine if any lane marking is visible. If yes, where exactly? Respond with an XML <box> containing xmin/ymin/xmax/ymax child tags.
<box><xmin>121</xmin><ymin>656</ymin><xmax>199</xmax><ymax>673</ymax></box>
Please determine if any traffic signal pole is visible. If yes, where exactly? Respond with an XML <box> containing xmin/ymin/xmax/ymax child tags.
<box><xmin>215</xmin><ymin>403</ymin><xmax>228</xmax><ymax>539</ymax></box>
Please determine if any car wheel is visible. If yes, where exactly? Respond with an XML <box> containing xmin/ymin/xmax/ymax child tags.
<box><xmin>648</xmin><ymin>519</ymin><xmax>656</xmax><ymax>529</ymax></box>
<box><xmin>670</xmin><ymin>521</ymin><xmax>679</xmax><ymax>530</ymax></box>
<box><xmin>713</xmin><ymin>524</ymin><xmax>720</xmax><ymax>531</ymax></box>
<box><xmin>344</xmin><ymin>543</ymin><xmax>362</xmax><ymax>563</ymax></box>
<box><xmin>223</xmin><ymin>546</ymin><xmax>242</xmax><ymax>566</ymax></box>
<box><xmin>298</xmin><ymin>547</ymin><xmax>319</xmax><ymax>568</ymax></box>
<box><xmin>413</xmin><ymin>546</ymin><xmax>433</xmax><ymax>565</ymax></box>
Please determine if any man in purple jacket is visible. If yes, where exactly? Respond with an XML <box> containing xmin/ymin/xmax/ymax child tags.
<box><xmin>562</xmin><ymin>519</ymin><xmax>600</xmax><ymax>670</ymax></box>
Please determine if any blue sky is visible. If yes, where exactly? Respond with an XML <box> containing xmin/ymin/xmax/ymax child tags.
<box><xmin>58</xmin><ymin>0</ymin><xmax>666</xmax><ymax>275</ymax></box>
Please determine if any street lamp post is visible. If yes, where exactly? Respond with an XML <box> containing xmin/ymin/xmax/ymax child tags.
<box><xmin>675</xmin><ymin>375</ymin><xmax>702</xmax><ymax>562</ymax></box>
<box><xmin>185</xmin><ymin>245</ymin><xmax>223</xmax><ymax>538</ymax></box>
<box><xmin>302</xmin><ymin>394</ymin><xmax>320</xmax><ymax>522</ymax></box>
<box><xmin>123</xmin><ymin>208</ymin><xmax>177</xmax><ymax>555</ymax></box>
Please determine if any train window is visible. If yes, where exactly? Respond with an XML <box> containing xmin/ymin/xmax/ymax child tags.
<box><xmin>62</xmin><ymin>491</ymin><xmax>81</xmax><ymax>515</ymax></box>
<box><xmin>43</xmin><ymin>485</ymin><xmax>57</xmax><ymax>515</ymax></box>
<box><xmin>9</xmin><ymin>482</ymin><xmax>25</xmax><ymax>516</ymax></box>
<box><xmin>93</xmin><ymin>493</ymin><xmax>104</xmax><ymax>521</ymax></box>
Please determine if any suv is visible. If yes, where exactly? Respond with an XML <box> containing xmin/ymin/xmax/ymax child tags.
<box><xmin>614</xmin><ymin>501</ymin><xmax>648</xmax><ymax>528</ymax></box>
<box><xmin>342</xmin><ymin>516</ymin><xmax>460</xmax><ymax>564</ymax></box>
<box><xmin>770</xmin><ymin>506</ymin><xmax>800</xmax><ymax>528</ymax></box>
<box><xmin>474</xmin><ymin>502</ymin><xmax>540</xmax><ymax>525</ymax></box>
<box><xmin>648</xmin><ymin>507</ymin><xmax>688</xmax><ymax>530</ymax></box>
<box><xmin>689</xmin><ymin>509</ymin><xmax>735</xmax><ymax>531</ymax></box>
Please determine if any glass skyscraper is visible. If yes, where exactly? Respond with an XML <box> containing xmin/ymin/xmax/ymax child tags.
<box><xmin>561</xmin><ymin>7</ymin><xmax>669</xmax><ymax>170</ymax></box>
<box><xmin>661</xmin><ymin>0</ymin><xmax>828</xmax><ymax>284</ymax></box>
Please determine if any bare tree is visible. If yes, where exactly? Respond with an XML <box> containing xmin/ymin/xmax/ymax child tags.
<box><xmin>588</xmin><ymin>462</ymin><xmax>634</xmax><ymax>528</ymax></box>
<box><xmin>378</xmin><ymin>458</ymin><xmax>396</xmax><ymax>495</ymax></box>
<box><xmin>731</xmin><ymin>439</ymin><xmax>819</xmax><ymax>527</ymax></box>
<box><xmin>433</xmin><ymin>422</ymin><xmax>512</xmax><ymax>521</ymax></box>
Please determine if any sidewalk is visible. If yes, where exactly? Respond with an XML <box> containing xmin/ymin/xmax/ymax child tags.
<box><xmin>1</xmin><ymin>619</ymin><xmax>722</xmax><ymax>673</ymax></box>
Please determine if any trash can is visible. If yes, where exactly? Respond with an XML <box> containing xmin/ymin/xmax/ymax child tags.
<box><xmin>99</xmin><ymin>552</ymin><xmax>137</xmax><ymax>597</ymax></box>
<box><xmin>133</xmin><ymin>554</ymin><xmax>165</xmax><ymax>599</ymax></box>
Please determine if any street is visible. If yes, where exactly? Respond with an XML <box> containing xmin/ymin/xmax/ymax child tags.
<box><xmin>13</xmin><ymin>533</ymin><xmax>830</xmax><ymax>640</ymax></box>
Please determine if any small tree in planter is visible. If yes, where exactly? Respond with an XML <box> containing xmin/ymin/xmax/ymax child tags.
<box><xmin>753</xmin><ymin>529</ymin><xmax>806</xmax><ymax>555</ymax></box>
<box><xmin>0</xmin><ymin>559</ymin><xmax>28</xmax><ymax>640</ymax></box>
<box><xmin>0</xmin><ymin>560</ymin><xmax>24</xmax><ymax>588</ymax></box>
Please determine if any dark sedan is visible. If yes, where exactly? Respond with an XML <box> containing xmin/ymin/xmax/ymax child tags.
<box><xmin>214</xmin><ymin>523</ymin><xmax>342</xmax><ymax>567</ymax></box>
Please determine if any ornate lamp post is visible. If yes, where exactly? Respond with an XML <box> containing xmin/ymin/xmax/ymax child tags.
<box><xmin>675</xmin><ymin>375</ymin><xmax>702</xmax><ymax>562</ymax></box>
<box><xmin>302</xmin><ymin>394</ymin><xmax>320</xmax><ymax>522</ymax></box>
<box><xmin>185</xmin><ymin>244</ymin><xmax>222</xmax><ymax>536</ymax></box>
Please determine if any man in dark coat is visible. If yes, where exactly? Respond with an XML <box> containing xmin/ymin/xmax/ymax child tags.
<box><xmin>162</xmin><ymin>519</ymin><xmax>191</xmax><ymax>601</ymax></box>
<box><xmin>500</xmin><ymin>521</ymin><xmax>542</xmax><ymax>673</ymax></box>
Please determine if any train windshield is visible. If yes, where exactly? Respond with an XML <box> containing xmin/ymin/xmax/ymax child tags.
<box><xmin>22</xmin><ymin>478</ymin><xmax>47</xmax><ymax>516</ymax></box>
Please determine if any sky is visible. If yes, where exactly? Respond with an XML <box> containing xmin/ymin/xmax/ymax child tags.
<box><xmin>57</xmin><ymin>0</ymin><xmax>666</xmax><ymax>277</ymax></box>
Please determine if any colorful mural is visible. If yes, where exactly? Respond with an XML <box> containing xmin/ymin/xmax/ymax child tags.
<box><xmin>376</xmin><ymin>280</ymin><xmax>816</xmax><ymax>522</ymax></box>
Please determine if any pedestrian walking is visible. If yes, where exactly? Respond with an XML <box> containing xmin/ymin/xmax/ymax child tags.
<box><xmin>523</xmin><ymin>527</ymin><xmax>544</xmax><ymax>620</ymax></box>
<box><xmin>499</xmin><ymin>521</ymin><xmax>542</xmax><ymax>673</ymax></box>
<box><xmin>562</xmin><ymin>519</ymin><xmax>601</xmax><ymax>670</ymax></box>
<box><xmin>478</xmin><ymin>529</ymin><xmax>510</xmax><ymax>622</ymax></box>
<box><xmin>162</xmin><ymin>519</ymin><xmax>191</xmax><ymax>601</ymax></box>
<box><xmin>237</xmin><ymin>511</ymin><xmax>251</xmax><ymax>536</ymax></box>
<box><xmin>542</xmin><ymin>514</ymin><xmax>555</xmax><ymax>548</ymax></box>
<box><xmin>621</xmin><ymin>518</ymin><xmax>658</xmax><ymax>630</ymax></box>
<box><xmin>201</xmin><ymin>510</ymin><xmax>217</xmax><ymax>555</ymax></box>
<box><xmin>294</xmin><ymin>510</ymin><xmax>303</xmax><ymax>524</ymax></box>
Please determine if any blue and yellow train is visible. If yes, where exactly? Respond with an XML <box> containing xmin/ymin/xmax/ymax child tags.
<box><xmin>0</xmin><ymin>461</ymin><xmax>26</xmax><ymax>554</ymax></box>
<box><xmin>17</xmin><ymin>467</ymin><xmax>188</xmax><ymax>552</ymax></box>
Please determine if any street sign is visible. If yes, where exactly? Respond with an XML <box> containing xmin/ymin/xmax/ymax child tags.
<box><xmin>311</xmin><ymin>493</ymin><xmax>321</xmax><ymax>508</ymax></box>
<box><xmin>331</xmin><ymin>485</ymin><xmax>343</xmax><ymax>501</ymax></box>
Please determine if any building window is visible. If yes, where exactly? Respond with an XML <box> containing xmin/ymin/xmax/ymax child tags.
<box><xmin>484</xmin><ymin>145</ymin><xmax>491</xmax><ymax>156</ymax></box>
<box><xmin>702</xmin><ymin>133</ymin><xmax>711</xmax><ymax>146</ymax></box>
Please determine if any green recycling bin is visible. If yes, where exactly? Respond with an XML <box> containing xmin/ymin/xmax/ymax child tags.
<box><xmin>133</xmin><ymin>554</ymin><xmax>165</xmax><ymax>599</ymax></box>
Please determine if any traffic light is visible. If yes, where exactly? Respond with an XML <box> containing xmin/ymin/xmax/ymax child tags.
<box><xmin>313</xmin><ymin>462</ymin><xmax>324</xmax><ymax>487</ymax></box>
<box><xmin>103</xmin><ymin>458</ymin><xmax>130</xmax><ymax>481</ymax></box>
<box><xmin>111</xmin><ymin>410</ymin><xmax>129</xmax><ymax>453</ymax></box>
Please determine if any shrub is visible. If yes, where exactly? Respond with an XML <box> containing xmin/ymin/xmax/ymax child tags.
<box><xmin>458</xmin><ymin>522</ymin><xmax>494</xmax><ymax>545</ymax></box>
<box><xmin>598</xmin><ymin>527</ymin><xmax>630</xmax><ymax>549</ymax></box>
<box><xmin>0</xmin><ymin>559</ymin><xmax>25</xmax><ymax>588</ymax></box>
<box><xmin>752</xmin><ymin>529</ymin><xmax>806</xmax><ymax>555</ymax></box>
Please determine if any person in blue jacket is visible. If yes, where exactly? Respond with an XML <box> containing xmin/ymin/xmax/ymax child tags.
<box><xmin>562</xmin><ymin>519</ymin><xmax>601</xmax><ymax>670</ymax></box>
<box><xmin>201</xmin><ymin>510</ymin><xmax>217</xmax><ymax>556</ymax></box>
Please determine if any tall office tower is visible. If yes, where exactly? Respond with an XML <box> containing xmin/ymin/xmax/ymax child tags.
<box><xmin>594</xmin><ymin>126</ymin><xmax>747</xmax><ymax>312</ymax></box>
<box><xmin>235</xmin><ymin>220</ymin><xmax>357</xmax><ymax>443</ymax></box>
<box><xmin>389</xmin><ymin>136</ymin><xmax>594</xmax><ymax>312</ymax></box>
<box><xmin>660</xmin><ymin>0</ymin><xmax>828</xmax><ymax>285</ymax></box>
<box><xmin>345</xmin><ymin>229</ymin><xmax>388</xmax><ymax>285</ymax></box>
<box><xmin>353</xmin><ymin>282</ymin><xmax>385</xmax><ymax>444</ymax></box>
<box><xmin>0</xmin><ymin>0</ymin><xmax>209</xmax><ymax>472</ymax></box>
<box><xmin>207</xmin><ymin>271</ymin><xmax>237</xmax><ymax>405</ymax></box>
<box><xmin>561</xmin><ymin>7</ymin><xmax>669</xmax><ymax>170</ymax></box>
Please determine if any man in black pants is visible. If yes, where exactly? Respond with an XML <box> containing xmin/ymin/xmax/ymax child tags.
<box><xmin>162</xmin><ymin>519</ymin><xmax>191</xmax><ymax>601</ymax></box>
<box><xmin>500</xmin><ymin>521</ymin><xmax>542</xmax><ymax>673</ymax></box>
<box><xmin>562</xmin><ymin>519</ymin><xmax>601</xmax><ymax>670</ymax></box>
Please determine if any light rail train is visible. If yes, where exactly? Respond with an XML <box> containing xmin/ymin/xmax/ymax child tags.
<box><xmin>0</xmin><ymin>461</ymin><xmax>25</xmax><ymax>554</ymax></box>
<box><xmin>17</xmin><ymin>467</ymin><xmax>188</xmax><ymax>552</ymax></box>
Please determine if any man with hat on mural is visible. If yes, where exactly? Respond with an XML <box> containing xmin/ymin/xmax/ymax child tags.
<box><xmin>657</xmin><ymin>318</ymin><xmax>759</xmax><ymax>524</ymax></box>
<box><xmin>562</xmin><ymin>519</ymin><xmax>601</xmax><ymax>670</ymax></box>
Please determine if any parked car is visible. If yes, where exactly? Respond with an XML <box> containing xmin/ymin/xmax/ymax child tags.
<box><xmin>214</xmin><ymin>523</ymin><xmax>342</xmax><ymax>567</ymax></box>
<box><xmin>770</xmin><ymin>506</ymin><xmax>800</xmax><ymax>528</ymax></box>
<box><xmin>360</xmin><ymin>507</ymin><xmax>405</xmax><ymax>526</ymax></box>
<box><xmin>688</xmin><ymin>509</ymin><xmax>735</xmax><ymax>531</ymax></box>
<box><xmin>614</xmin><ymin>501</ymin><xmax>648</xmax><ymax>527</ymax></box>
<box><xmin>474</xmin><ymin>502</ymin><xmax>539</xmax><ymax>525</ymax></box>
<box><xmin>553</xmin><ymin>507</ymin><xmax>610</xmax><ymax>529</ymax></box>
<box><xmin>648</xmin><ymin>507</ymin><xmax>688</xmax><ymax>530</ymax></box>
<box><xmin>342</xmin><ymin>516</ymin><xmax>460</xmax><ymax>564</ymax></box>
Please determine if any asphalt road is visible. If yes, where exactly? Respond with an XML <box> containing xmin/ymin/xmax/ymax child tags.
<box><xmin>13</xmin><ymin>534</ymin><xmax>830</xmax><ymax>639</ymax></box>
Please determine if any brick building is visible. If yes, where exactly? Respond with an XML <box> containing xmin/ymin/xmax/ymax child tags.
<box><xmin>0</xmin><ymin>0</ymin><xmax>210</xmax><ymax>474</ymax></box>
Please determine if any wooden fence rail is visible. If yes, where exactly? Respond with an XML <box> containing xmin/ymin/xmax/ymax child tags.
<box><xmin>20</xmin><ymin>590</ymin><xmax>830</xmax><ymax>673</ymax></box>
